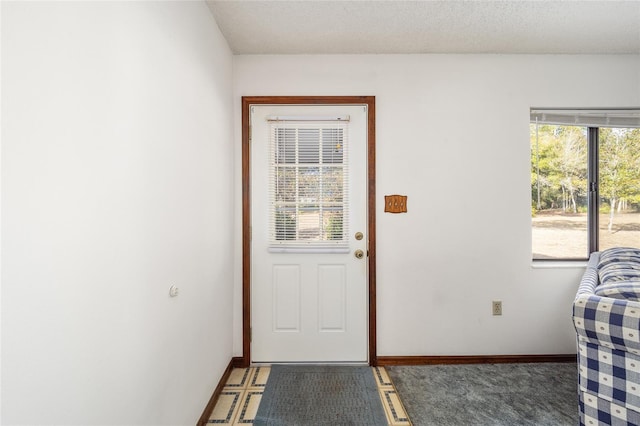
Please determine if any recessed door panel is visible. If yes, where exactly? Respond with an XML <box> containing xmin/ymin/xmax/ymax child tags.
<box><xmin>272</xmin><ymin>265</ymin><xmax>300</xmax><ymax>332</ymax></box>
<box><xmin>318</xmin><ymin>264</ymin><xmax>346</xmax><ymax>332</ymax></box>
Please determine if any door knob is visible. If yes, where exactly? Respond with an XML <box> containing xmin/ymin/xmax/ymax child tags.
<box><xmin>354</xmin><ymin>249</ymin><xmax>364</xmax><ymax>259</ymax></box>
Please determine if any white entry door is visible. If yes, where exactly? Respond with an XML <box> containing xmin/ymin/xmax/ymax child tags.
<box><xmin>251</xmin><ymin>104</ymin><xmax>368</xmax><ymax>363</ymax></box>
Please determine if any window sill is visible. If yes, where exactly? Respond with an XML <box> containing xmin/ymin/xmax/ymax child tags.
<box><xmin>268</xmin><ymin>246</ymin><xmax>351</xmax><ymax>254</ymax></box>
<box><xmin>531</xmin><ymin>260</ymin><xmax>588</xmax><ymax>269</ymax></box>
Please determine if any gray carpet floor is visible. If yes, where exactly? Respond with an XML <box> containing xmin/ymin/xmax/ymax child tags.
<box><xmin>386</xmin><ymin>362</ymin><xmax>578</xmax><ymax>426</ymax></box>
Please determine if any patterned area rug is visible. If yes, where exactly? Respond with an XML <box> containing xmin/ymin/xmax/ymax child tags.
<box><xmin>254</xmin><ymin>365</ymin><xmax>388</xmax><ymax>426</ymax></box>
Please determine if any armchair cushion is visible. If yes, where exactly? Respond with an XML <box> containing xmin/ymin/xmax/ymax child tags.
<box><xmin>595</xmin><ymin>282</ymin><xmax>640</xmax><ymax>301</ymax></box>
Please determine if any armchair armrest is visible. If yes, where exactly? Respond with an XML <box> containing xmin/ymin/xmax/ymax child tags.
<box><xmin>573</xmin><ymin>294</ymin><xmax>640</xmax><ymax>354</ymax></box>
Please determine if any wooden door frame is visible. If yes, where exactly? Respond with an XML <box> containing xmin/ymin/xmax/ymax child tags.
<box><xmin>241</xmin><ymin>96</ymin><xmax>376</xmax><ymax>367</ymax></box>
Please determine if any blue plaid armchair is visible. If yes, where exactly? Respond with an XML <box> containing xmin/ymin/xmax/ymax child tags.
<box><xmin>573</xmin><ymin>248</ymin><xmax>640</xmax><ymax>425</ymax></box>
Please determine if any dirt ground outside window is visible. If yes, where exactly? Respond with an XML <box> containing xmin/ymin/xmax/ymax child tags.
<box><xmin>532</xmin><ymin>212</ymin><xmax>640</xmax><ymax>259</ymax></box>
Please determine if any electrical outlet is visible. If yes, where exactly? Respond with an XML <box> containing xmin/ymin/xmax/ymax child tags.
<box><xmin>492</xmin><ymin>300</ymin><xmax>502</xmax><ymax>316</ymax></box>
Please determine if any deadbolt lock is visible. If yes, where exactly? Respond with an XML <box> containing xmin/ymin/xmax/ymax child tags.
<box><xmin>355</xmin><ymin>232</ymin><xmax>364</xmax><ymax>241</ymax></box>
<box><xmin>354</xmin><ymin>249</ymin><xmax>365</xmax><ymax>259</ymax></box>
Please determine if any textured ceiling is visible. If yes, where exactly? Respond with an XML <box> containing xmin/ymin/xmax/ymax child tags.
<box><xmin>206</xmin><ymin>0</ymin><xmax>640</xmax><ymax>54</ymax></box>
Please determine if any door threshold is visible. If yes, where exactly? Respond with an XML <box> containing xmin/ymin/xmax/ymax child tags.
<box><xmin>251</xmin><ymin>361</ymin><xmax>369</xmax><ymax>367</ymax></box>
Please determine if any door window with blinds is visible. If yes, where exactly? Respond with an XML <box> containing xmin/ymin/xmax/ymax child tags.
<box><xmin>268</xmin><ymin>116</ymin><xmax>349</xmax><ymax>252</ymax></box>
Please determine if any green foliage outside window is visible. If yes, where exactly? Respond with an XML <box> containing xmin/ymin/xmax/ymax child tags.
<box><xmin>531</xmin><ymin>125</ymin><xmax>640</xmax><ymax>217</ymax></box>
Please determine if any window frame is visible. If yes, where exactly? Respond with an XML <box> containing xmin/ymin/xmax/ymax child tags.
<box><xmin>267</xmin><ymin>118</ymin><xmax>351</xmax><ymax>253</ymax></box>
<box><xmin>587</xmin><ymin>127</ymin><xmax>599</xmax><ymax>255</ymax></box>
<box><xmin>531</xmin><ymin>108</ymin><xmax>640</xmax><ymax>261</ymax></box>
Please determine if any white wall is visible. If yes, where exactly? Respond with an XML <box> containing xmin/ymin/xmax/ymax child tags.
<box><xmin>233</xmin><ymin>54</ymin><xmax>640</xmax><ymax>357</ymax></box>
<box><xmin>1</xmin><ymin>2</ymin><xmax>234</xmax><ymax>425</ymax></box>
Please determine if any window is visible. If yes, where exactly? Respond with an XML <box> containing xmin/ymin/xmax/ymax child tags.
<box><xmin>268</xmin><ymin>117</ymin><xmax>349</xmax><ymax>251</ymax></box>
<box><xmin>531</xmin><ymin>109</ymin><xmax>640</xmax><ymax>260</ymax></box>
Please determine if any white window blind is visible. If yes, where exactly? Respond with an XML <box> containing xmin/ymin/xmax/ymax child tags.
<box><xmin>268</xmin><ymin>117</ymin><xmax>350</xmax><ymax>251</ymax></box>
<box><xmin>531</xmin><ymin>108</ymin><xmax>640</xmax><ymax>128</ymax></box>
